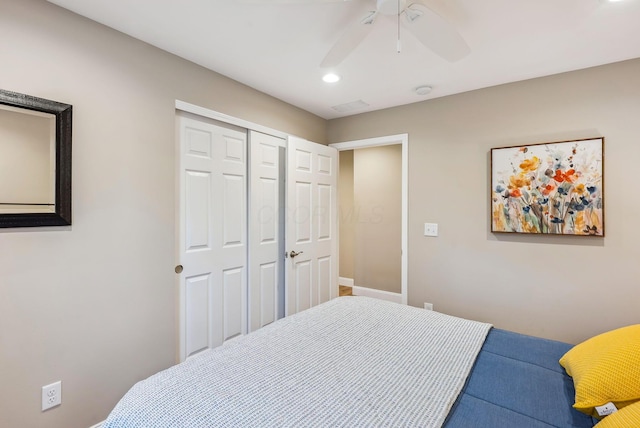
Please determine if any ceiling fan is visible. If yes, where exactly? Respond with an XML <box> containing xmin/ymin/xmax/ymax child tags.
<box><xmin>245</xmin><ymin>0</ymin><xmax>470</xmax><ymax>67</ymax></box>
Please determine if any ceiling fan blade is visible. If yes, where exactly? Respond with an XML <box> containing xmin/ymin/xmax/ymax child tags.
<box><xmin>320</xmin><ymin>11</ymin><xmax>377</xmax><ymax>68</ymax></box>
<box><xmin>402</xmin><ymin>3</ymin><xmax>469</xmax><ymax>62</ymax></box>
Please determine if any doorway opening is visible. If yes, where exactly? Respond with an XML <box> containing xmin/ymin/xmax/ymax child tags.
<box><xmin>330</xmin><ymin>134</ymin><xmax>408</xmax><ymax>305</ymax></box>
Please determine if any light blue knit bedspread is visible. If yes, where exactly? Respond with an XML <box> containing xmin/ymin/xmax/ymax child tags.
<box><xmin>103</xmin><ymin>297</ymin><xmax>491</xmax><ymax>428</ymax></box>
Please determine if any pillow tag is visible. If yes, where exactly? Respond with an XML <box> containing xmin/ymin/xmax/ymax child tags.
<box><xmin>595</xmin><ymin>402</ymin><xmax>618</xmax><ymax>417</ymax></box>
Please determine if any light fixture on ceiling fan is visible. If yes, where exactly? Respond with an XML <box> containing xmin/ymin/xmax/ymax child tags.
<box><xmin>243</xmin><ymin>0</ymin><xmax>470</xmax><ymax>67</ymax></box>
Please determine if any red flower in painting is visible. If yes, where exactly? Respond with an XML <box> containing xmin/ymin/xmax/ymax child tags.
<box><xmin>541</xmin><ymin>184</ymin><xmax>555</xmax><ymax>196</ymax></box>
<box><xmin>509</xmin><ymin>188</ymin><xmax>522</xmax><ymax>198</ymax></box>
<box><xmin>552</xmin><ymin>169</ymin><xmax>576</xmax><ymax>183</ymax></box>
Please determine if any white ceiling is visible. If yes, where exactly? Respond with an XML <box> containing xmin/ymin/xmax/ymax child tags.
<box><xmin>47</xmin><ymin>0</ymin><xmax>640</xmax><ymax>119</ymax></box>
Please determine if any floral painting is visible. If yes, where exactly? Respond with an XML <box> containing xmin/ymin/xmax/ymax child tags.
<box><xmin>491</xmin><ymin>138</ymin><xmax>604</xmax><ymax>236</ymax></box>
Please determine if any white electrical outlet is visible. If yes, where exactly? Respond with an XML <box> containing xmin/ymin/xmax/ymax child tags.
<box><xmin>424</xmin><ymin>302</ymin><xmax>434</xmax><ymax>311</ymax></box>
<box><xmin>42</xmin><ymin>381</ymin><xmax>62</xmax><ymax>411</ymax></box>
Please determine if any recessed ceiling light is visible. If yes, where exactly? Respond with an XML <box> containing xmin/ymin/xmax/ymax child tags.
<box><xmin>415</xmin><ymin>85</ymin><xmax>433</xmax><ymax>96</ymax></box>
<box><xmin>322</xmin><ymin>73</ymin><xmax>341</xmax><ymax>83</ymax></box>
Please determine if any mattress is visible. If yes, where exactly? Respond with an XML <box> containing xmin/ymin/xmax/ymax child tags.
<box><xmin>444</xmin><ymin>328</ymin><xmax>597</xmax><ymax>428</ymax></box>
<box><xmin>103</xmin><ymin>296</ymin><xmax>491</xmax><ymax>428</ymax></box>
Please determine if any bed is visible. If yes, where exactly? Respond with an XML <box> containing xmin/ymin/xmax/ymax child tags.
<box><xmin>103</xmin><ymin>297</ymin><xmax>597</xmax><ymax>428</ymax></box>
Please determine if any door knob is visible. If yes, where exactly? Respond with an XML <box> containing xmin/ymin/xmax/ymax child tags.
<box><xmin>175</xmin><ymin>265</ymin><xmax>184</xmax><ymax>274</ymax></box>
<box><xmin>289</xmin><ymin>250</ymin><xmax>304</xmax><ymax>258</ymax></box>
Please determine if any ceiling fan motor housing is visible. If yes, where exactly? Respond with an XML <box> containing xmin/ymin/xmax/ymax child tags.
<box><xmin>377</xmin><ymin>0</ymin><xmax>407</xmax><ymax>15</ymax></box>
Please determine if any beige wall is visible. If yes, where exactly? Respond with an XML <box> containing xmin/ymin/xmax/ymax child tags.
<box><xmin>353</xmin><ymin>145</ymin><xmax>402</xmax><ymax>293</ymax></box>
<box><xmin>0</xmin><ymin>1</ymin><xmax>325</xmax><ymax>428</ymax></box>
<box><xmin>328</xmin><ymin>58</ymin><xmax>640</xmax><ymax>345</ymax></box>
<box><xmin>338</xmin><ymin>150</ymin><xmax>355</xmax><ymax>279</ymax></box>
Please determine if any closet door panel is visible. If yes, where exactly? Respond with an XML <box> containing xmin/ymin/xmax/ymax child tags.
<box><xmin>178</xmin><ymin>113</ymin><xmax>247</xmax><ymax>361</ymax></box>
<box><xmin>286</xmin><ymin>137</ymin><xmax>338</xmax><ymax>317</ymax></box>
<box><xmin>248</xmin><ymin>131</ymin><xmax>285</xmax><ymax>332</ymax></box>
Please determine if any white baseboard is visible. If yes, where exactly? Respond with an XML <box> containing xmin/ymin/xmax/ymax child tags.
<box><xmin>88</xmin><ymin>422</ymin><xmax>104</xmax><ymax>428</ymax></box>
<box><xmin>338</xmin><ymin>277</ymin><xmax>354</xmax><ymax>287</ymax></box>
<box><xmin>351</xmin><ymin>285</ymin><xmax>402</xmax><ymax>304</ymax></box>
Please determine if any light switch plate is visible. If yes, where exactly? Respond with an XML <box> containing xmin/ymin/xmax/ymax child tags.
<box><xmin>424</xmin><ymin>223</ymin><xmax>438</xmax><ymax>237</ymax></box>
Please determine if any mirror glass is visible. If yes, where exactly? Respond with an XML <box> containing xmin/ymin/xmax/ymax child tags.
<box><xmin>0</xmin><ymin>104</ymin><xmax>56</xmax><ymax>214</ymax></box>
<box><xmin>0</xmin><ymin>90</ymin><xmax>72</xmax><ymax>228</ymax></box>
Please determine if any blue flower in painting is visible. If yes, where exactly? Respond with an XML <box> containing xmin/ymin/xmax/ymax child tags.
<box><xmin>550</xmin><ymin>217</ymin><xmax>564</xmax><ymax>224</ymax></box>
<box><xmin>523</xmin><ymin>206</ymin><xmax>531</xmax><ymax>213</ymax></box>
<box><xmin>567</xmin><ymin>200</ymin><xmax>585</xmax><ymax>213</ymax></box>
<box><xmin>557</xmin><ymin>187</ymin><xmax>568</xmax><ymax>196</ymax></box>
<box><xmin>538</xmin><ymin>197</ymin><xmax>549</xmax><ymax>205</ymax></box>
<box><xmin>587</xmin><ymin>186</ymin><xmax>597</xmax><ymax>194</ymax></box>
<box><xmin>580</xmin><ymin>196</ymin><xmax>590</xmax><ymax>206</ymax></box>
<box><xmin>496</xmin><ymin>185</ymin><xmax>505</xmax><ymax>193</ymax></box>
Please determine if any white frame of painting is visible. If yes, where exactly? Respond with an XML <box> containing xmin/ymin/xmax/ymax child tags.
<box><xmin>491</xmin><ymin>137</ymin><xmax>604</xmax><ymax>236</ymax></box>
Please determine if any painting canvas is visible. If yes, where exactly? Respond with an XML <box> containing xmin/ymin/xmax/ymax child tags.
<box><xmin>491</xmin><ymin>138</ymin><xmax>604</xmax><ymax>236</ymax></box>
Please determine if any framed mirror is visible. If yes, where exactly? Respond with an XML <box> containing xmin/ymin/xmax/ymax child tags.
<box><xmin>0</xmin><ymin>89</ymin><xmax>72</xmax><ymax>228</ymax></box>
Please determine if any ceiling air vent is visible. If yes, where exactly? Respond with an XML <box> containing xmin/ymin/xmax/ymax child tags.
<box><xmin>331</xmin><ymin>99</ymin><xmax>370</xmax><ymax>113</ymax></box>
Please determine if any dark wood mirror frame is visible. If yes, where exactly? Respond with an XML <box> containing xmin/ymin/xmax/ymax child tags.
<box><xmin>0</xmin><ymin>89</ymin><xmax>72</xmax><ymax>228</ymax></box>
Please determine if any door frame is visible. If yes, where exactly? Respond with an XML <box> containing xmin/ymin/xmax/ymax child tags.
<box><xmin>175</xmin><ymin>101</ymin><xmax>290</xmax><ymax>140</ymax></box>
<box><xmin>329</xmin><ymin>134</ymin><xmax>408</xmax><ymax>305</ymax></box>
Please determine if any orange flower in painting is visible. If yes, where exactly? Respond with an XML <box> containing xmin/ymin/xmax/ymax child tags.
<box><xmin>553</xmin><ymin>169</ymin><xmax>577</xmax><ymax>183</ymax></box>
<box><xmin>509</xmin><ymin>188</ymin><xmax>522</xmax><ymax>198</ymax></box>
<box><xmin>509</xmin><ymin>174</ymin><xmax>531</xmax><ymax>189</ymax></box>
<box><xmin>542</xmin><ymin>184</ymin><xmax>555</xmax><ymax>196</ymax></box>
<box><xmin>519</xmin><ymin>156</ymin><xmax>540</xmax><ymax>173</ymax></box>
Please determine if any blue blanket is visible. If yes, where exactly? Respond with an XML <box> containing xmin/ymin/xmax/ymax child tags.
<box><xmin>444</xmin><ymin>328</ymin><xmax>597</xmax><ymax>428</ymax></box>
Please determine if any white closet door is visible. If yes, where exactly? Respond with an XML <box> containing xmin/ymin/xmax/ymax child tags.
<box><xmin>286</xmin><ymin>136</ymin><xmax>338</xmax><ymax>316</ymax></box>
<box><xmin>248</xmin><ymin>131</ymin><xmax>284</xmax><ymax>332</ymax></box>
<box><xmin>177</xmin><ymin>112</ymin><xmax>247</xmax><ymax>361</ymax></box>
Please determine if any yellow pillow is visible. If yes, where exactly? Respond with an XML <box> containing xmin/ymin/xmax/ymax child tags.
<box><xmin>594</xmin><ymin>400</ymin><xmax>640</xmax><ymax>427</ymax></box>
<box><xmin>559</xmin><ymin>324</ymin><xmax>640</xmax><ymax>418</ymax></box>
